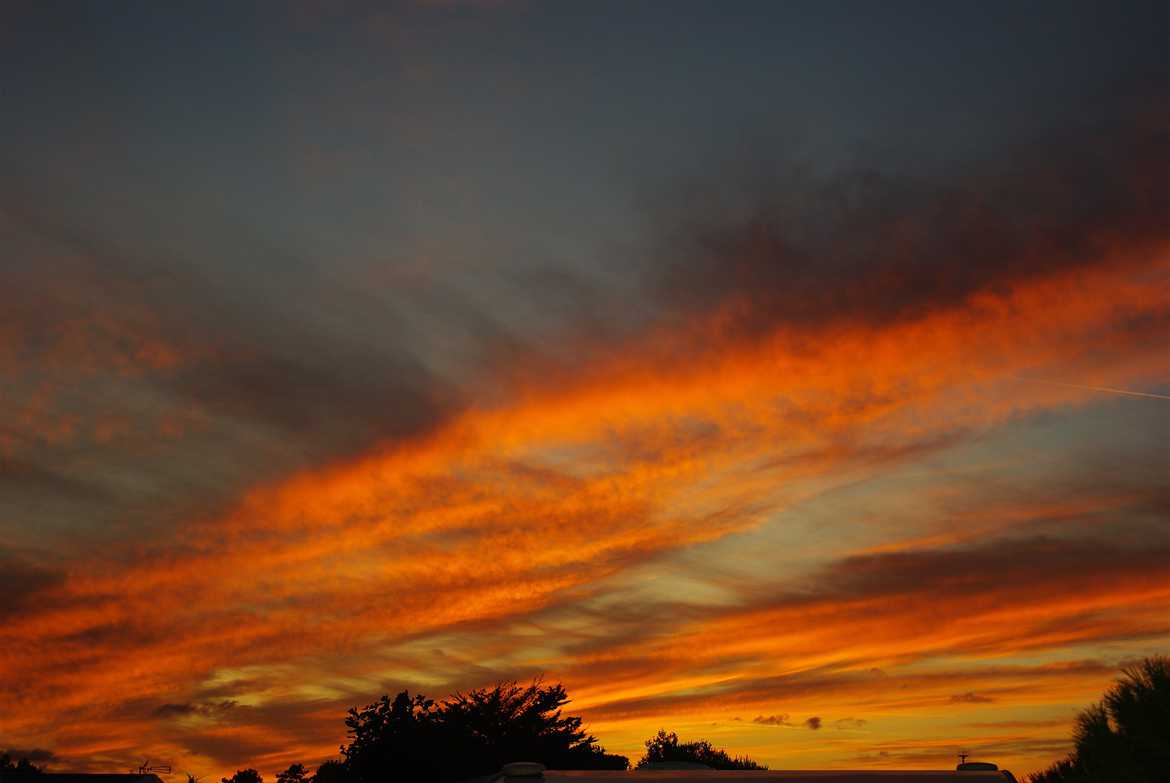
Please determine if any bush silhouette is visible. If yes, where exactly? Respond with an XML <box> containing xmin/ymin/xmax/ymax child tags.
<box><xmin>275</xmin><ymin>765</ymin><xmax>308</xmax><ymax>783</ymax></box>
<box><xmin>1030</xmin><ymin>656</ymin><xmax>1169</xmax><ymax>782</ymax></box>
<box><xmin>0</xmin><ymin>755</ymin><xmax>43</xmax><ymax>781</ymax></box>
<box><xmin>340</xmin><ymin>679</ymin><xmax>626</xmax><ymax>783</ymax></box>
<box><xmin>635</xmin><ymin>729</ymin><xmax>767</xmax><ymax>770</ymax></box>
<box><xmin>308</xmin><ymin>761</ymin><xmax>348</xmax><ymax>783</ymax></box>
<box><xmin>221</xmin><ymin>769</ymin><xmax>262</xmax><ymax>783</ymax></box>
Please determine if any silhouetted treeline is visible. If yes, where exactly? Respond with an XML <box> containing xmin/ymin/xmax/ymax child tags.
<box><xmin>238</xmin><ymin>760</ymin><xmax>345</xmax><ymax>783</ymax></box>
<box><xmin>346</xmin><ymin>681</ymin><xmax>627</xmax><ymax>781</ymax></box>
<box><xmin>0</xmin><ymin>755</ymin><xmax>43</xmax><ymax>782</ymax></box>
<box><xmin>221</xmin><ymin>770</ymin><xmax>261</xmax><ymax>783</ymax></box>
<box><xmin>270</xmin><ymin>680</ymin><xmax>627</xmax><ymax>783</ymax></box>
<box><xmin>273</xmin><ymin>764</ymin><xmax>306</xmax><ymax>783</ymax></box>
<box><xmin>1029</xmin><ymin>656</ymin><xmax>1169</xmax><ymax>783</ymax></box>
<box><xmin>634</xmin><ymin>729</ymin><xmax>767</xmax><ymax>770</ymax></box>
<box><xmin>226</xmin><ymin>762</ymin><xmax>348</xmax><ymax>783</ymax></box>
<box><xmin>231</xmin><ymin>680</ymin><xmax>777</xmax><ymax>782</ymax></box>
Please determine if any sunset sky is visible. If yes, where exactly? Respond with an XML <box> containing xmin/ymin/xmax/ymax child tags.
<box><xmin>1</xmin><ymin>1</ymin><xmax>1168</xmax><ymax>779</ymax></box>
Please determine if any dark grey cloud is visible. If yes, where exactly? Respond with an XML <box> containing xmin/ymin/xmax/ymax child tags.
<box><xmin>0</xmin><ymin>186</ymin><xmax>505</xmax><ymax>548</ymax></box>
<box><xmin>0</xmin><ymin>459</ymin><xmax>112</xmax><ymax>505</ymax></box>
<box><xmin>178</xmin><ymin>733</ymin><xmax>277</xmax><ymax>769</ymax></box>
<box><xmin>950</xmin><ymin>692</ymin><xmax>995</xmax><ymax>704</ymax></box>
<box><xmin>643</xmin><ymin>90</ymin><xmax>1168</xmax><ymax>338</ymax></box>
<box><xmin>1</xmin><ymin>749</ymin><xmax>56</xmax><ymax>763</ymax></box>
<box><xmin>1</xmin><ymin>190</ymin><xmax>467</xmax><ymax>457</ymax></box>
<box><xmin>752</xmin><ymin>714</ymin><xmax>790</xmax><ymax>726</ymax></box>
<box><xmin>816</xmin><ymin>535</ymin><xmax>1170</xmax><ymax>605</ymax></box>
<box><xmin>165</xmin><ymin>347</ymin><xmax>451</xmax><ymax>457</ymax></box>
<box><xmin>851</xmin><ymin>735</ymin><xmax>1073</xmax><ymax>767</ymax></box>
<box><xmin>0</xmin><ymin>551</ymin><xmax>64</xmax><ymax>620</ymax></box>
<box><xmin>834</xmin><ymin>718</ymin><xmax>867</xmax><ymax>730</ymax></box>
<box><xmin>804</xmin><ymin>716</ymin><xmax>822</xmax><ymax>730</ymax></box>
<box><xmin>153</xmin><ymin>700</ymin><xmax>238</xmax><ymax>720</ymax></box>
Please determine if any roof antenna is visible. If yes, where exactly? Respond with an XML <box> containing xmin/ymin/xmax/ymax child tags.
<box><xmin>136</xmin><ymin>760</ymin><xmax>173</xmax><ymax>776</ymax></box>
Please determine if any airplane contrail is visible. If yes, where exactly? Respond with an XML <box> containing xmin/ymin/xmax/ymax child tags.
<box><xmin>1017</xmin><ymin>377</ymin><xmax>1170</xmax><ymax>401</ymax></box>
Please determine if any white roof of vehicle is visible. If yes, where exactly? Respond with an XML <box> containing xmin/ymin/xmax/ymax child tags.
<box><xmin>534</xmin><ymin>772</ymin><xmax>1013</xmax><ymax>782</ymax></box>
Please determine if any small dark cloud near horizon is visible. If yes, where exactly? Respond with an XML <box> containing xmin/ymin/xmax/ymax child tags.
<box><xmin>0</xmin><ymin>551</ymin><xmax>63</xmax><ymax>620</ymax></box>
<box><xmin>751</xmin><ymin>713</ymin><xmax>827</xmax><ymax>730</ymax></box>
<box><xmin>2</xmin><ymin>749</ymin><xmax>56</xmax><ymax>763</ymax></box>
<box><xmin>816</xmin><ymin>535</ymin><xmax>1170</xmax><ymax>604</ymax></box>
<box><xmin>153</xmin><ymin>700</ymin><xmax>239</xmax><ymax>719</ymax></box>
<box><xmin>950</xmin><ymin>692</ymin><xmax>996</xmax><ymax>704</ymax></box>
<box><xmin>834</xmin><ymin>718</ymin><xmax>868</xmax><ymax>730</ymax></box>
<box><xmin>853</xmin><ymin>735</ymin><xmax>1074</xmax><ymax>766</ymax></box>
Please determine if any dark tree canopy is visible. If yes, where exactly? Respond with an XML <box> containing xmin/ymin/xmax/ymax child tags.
<box><xmin>274</xmin><ymin>765</ymin><xmax>308</xmax><ymax>783</ymax></box>
<box><xmin>221</xmin><ymin>769</ymin><xmax>262</xmax><ymax>783</ymax></box>
<box><xmin>341</xmin><ymin>680</ymin><xmax>626</xmax><ymax>783</ymax></box>
<box><xmin>343</xmin><ymin>691</ymin><xmax>442</xmax><ymax>782</ymax></box>
<box><xmin>0</xmin><ymin>755</ymin><xmax>44</xmax><ymax>780</ymax></box>
<box><xmin>1030</xmin><ymin>656</ymin><xmax>1169</xmax><ymax>783</ymax></box>
<box><xmin>308</xmin><ymin>761</ymin><xmax>347</xmax><ymax>783</ymax></box>
<box><xmin>635</xmin><ymin>729</ymin><xmax>767</xmax><ymax>770</ymax></box>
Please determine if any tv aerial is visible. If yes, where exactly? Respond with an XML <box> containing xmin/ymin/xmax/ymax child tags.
<box><xmin>135</xmin><ymin>760</ymin><xmax>172</xmax><ymax>776</ymax></box>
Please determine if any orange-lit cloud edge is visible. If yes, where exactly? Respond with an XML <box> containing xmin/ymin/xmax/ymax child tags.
<box><xmin>2</xmin><ymin>235</ymin><xmax>1168</xmax><ymax>779</ymax></box>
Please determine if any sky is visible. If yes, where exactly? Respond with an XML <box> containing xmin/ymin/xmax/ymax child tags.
<box><xmin>1</xmin><ymin>1</ymin><xmax>1168</xmax><ymax>779</ymax></box>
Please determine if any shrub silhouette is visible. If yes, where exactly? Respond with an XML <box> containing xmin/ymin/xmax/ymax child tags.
<box><xmin>340</xmin><ymin>679</ymin><xmax>626</xmax><ymax>783</ymax></box>
<box><xmin>308</xmin><ymin>761</ymin><xmax>348</xmax><ymax>783</ymax></box>
<box><xmin>221</xmin><ymin>769</ymin><xmax>262</xmax><ymax>783</ymax></box>
<box><xmin>275</xmin><ymin>765</ymin><xmax>308</xmax><ymax>783</ymax></box>
<box><xmin>1029</xmin><ymin>656</ymin><xmax>1169</xmax><ymax>783</ymax></box>
<box><xmin>0</xmin><ymin>755</ymin><xmax>43</xmax><ymax>781</ymax></box>
<box><xmin>635</xmin><ymin>729</ymin><xmax>767</xmax><ymax>770</ymax></box>
<box><xmin>343</xmin><ymin>691</ymin><xmax>443</xmax><ymax>782</ymax></box>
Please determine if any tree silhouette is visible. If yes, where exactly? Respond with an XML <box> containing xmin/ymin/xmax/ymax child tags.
<box><xmin>220</xmin><ymin>769</ymin><xmax>262</xmax><ymax>783</ymax></box>
<box><xmin>440</xmin><ymin>680</ymin><xmax>627</xmax><ymax>774</ymax></box>
<box><xmin>343</xmin><ymin>691</ymin><xmax>442</xmax><ymax>783</ymax></box>
<box><xmin>309</xmin><ymin>760</ymin><xmax>348</xmax><ymax>783</ymax></box>
<box><xmin>275</xmin><ymin>765</ymin><xmax>308</xmax><ymax>783</ymax></box>
<box><xmin>635</xmin><ymin>729</ymin><xmax>766</xmax><ymax>770</ymax></box>
<box><xmin>0</xmin><ymin>755</ymin><xmax>44</xmax><ymax>781</ymax></box>
<box><xmin>340</xmin><ymin>680</ymin><xmax>626</xmax><ymax>783</ymax></box>
<box><xmin>1030</xmin><ymin>656</ymin><xmax>1169</xmax><ymax>783</ymax></box>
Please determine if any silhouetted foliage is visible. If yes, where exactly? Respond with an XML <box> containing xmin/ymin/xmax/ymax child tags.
<box><xmin>1029</xmin><ymin>656</ymin><xmax>1169</xmax><ymax>783</ymax></box>
<box><xmin>635</xmin><ymin>729</ymin><xmax>767</xmax><ymax>770</ymax></box>
<box><xmin>440</xmin><ymin>680</ymin><xmax>626</xmax><ymax>773</ymax></box>
<box><xmin>221</xmin><ymin>769</ymin><xmax>262</xmax><ymax>783</ymax></box>
<box><xmin>341</xmin><ymin>680</ymin><xmax>627</xmax><ymax>783</ymax></box>
<box><xmin>344</xmin><ymin>691</ymin><xmax>443</xmax><ymax>782</ymax></box>
<box><xmin>308</xmin><ymin>761</ymin><xmax>349</xmax><ymax>783</ymax></box>
<box><xmin>275</xmin><ymin>765</ymin><xmax>308</xmax><ymax>783</ymax></box>
<box><xmin>0</xmin><ymin>755</ymin><xmax>43</xmax><ymax>781</ymax></box>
